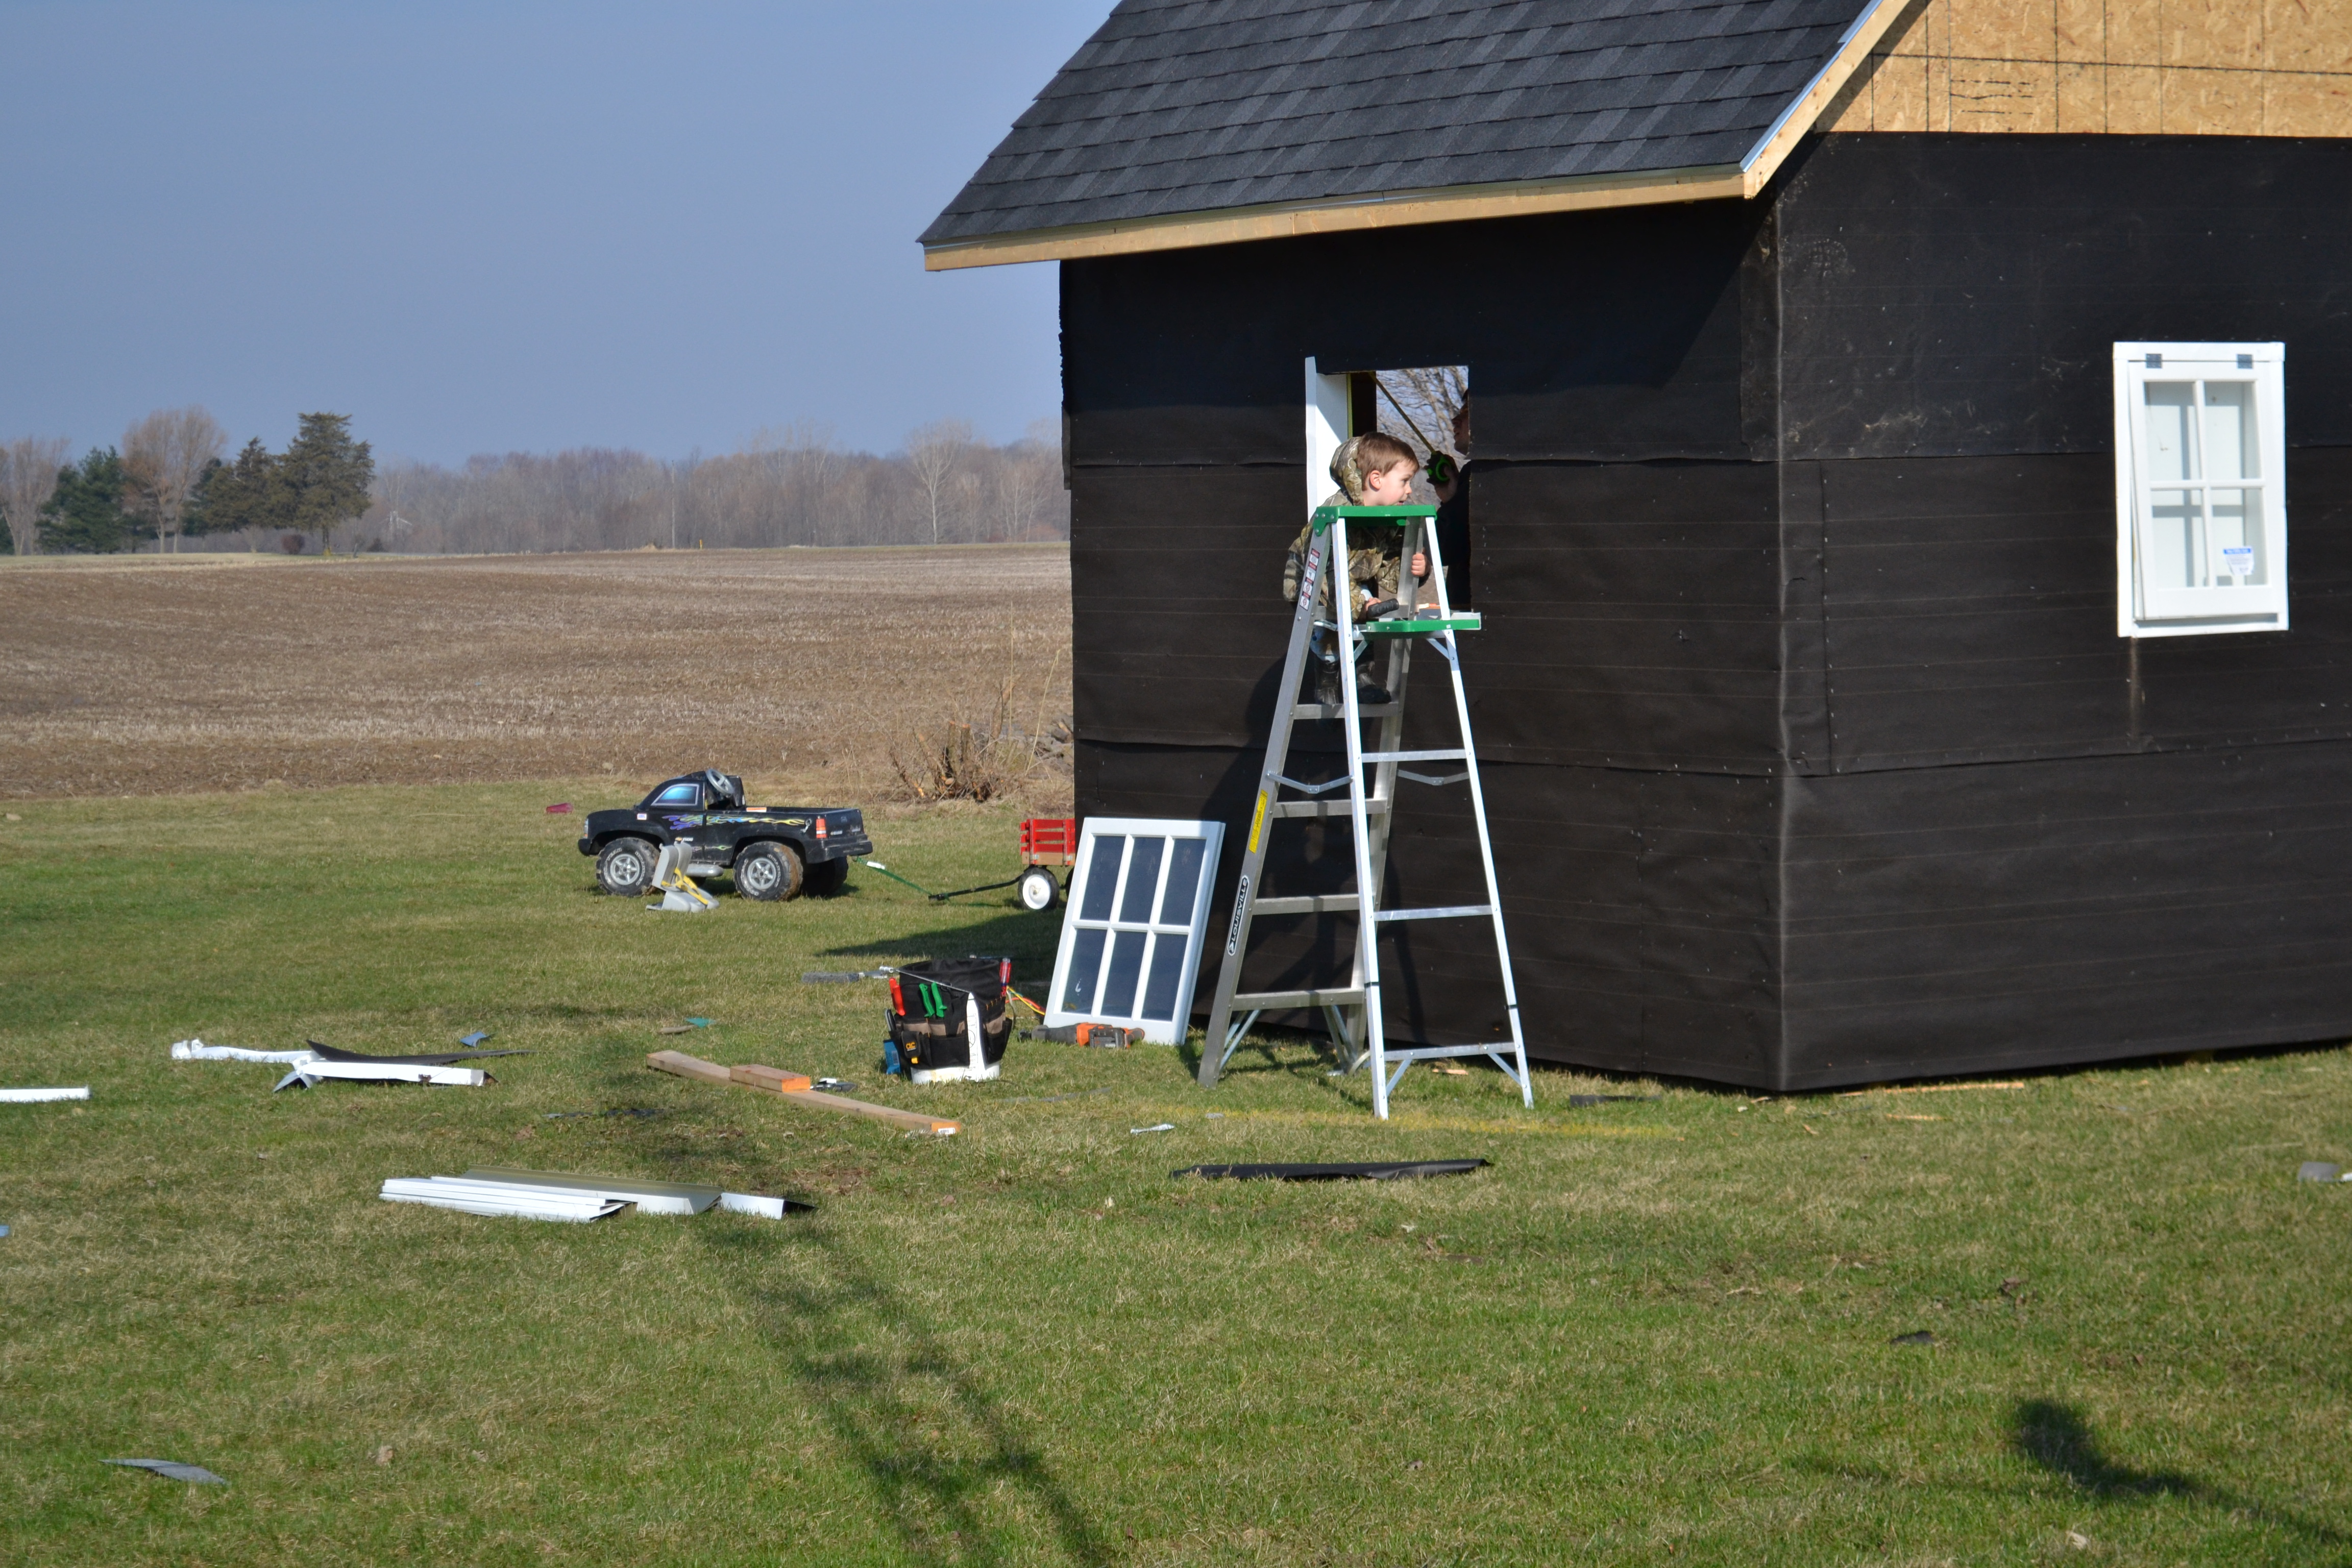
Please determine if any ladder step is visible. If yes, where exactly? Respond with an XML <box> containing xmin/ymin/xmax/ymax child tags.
<box><xmin>1269</xmin><ymin>798</ymin><xmax>1389</xmax><ymax>820</ymax></box>
<box><xmin>1383</xmin><ymin>1043</ymin><xmax>1515</xmax><ymax>1060</ymax></box>
<box><xmin>1374</xmin><ymin>903</ymin><xmax>1496</xmax><ymax>923</ymax></box>
<box><xmin>1360</xmin><ymin>614</ymin><xmax>1482</xmax><ymax>636</ymax></box>
<box><xmin>1362</xmin><ymin>749</ymin><xmax>1467</xmax><ymax>764</ymax></box>
<box><xmin>1290</xmin><ymin>702</ymin><xmax>1400</xmax><ymax>721</ymax></box>
<box><xmin>1250</xmin><ymin>894</ymin><xmax>1367</xmax><ymax>915</ymax></box>
<box><xmin>1230</xmin><ymin>988</ymin><xmax>1367</xmax><ymax>1010</ymax></box>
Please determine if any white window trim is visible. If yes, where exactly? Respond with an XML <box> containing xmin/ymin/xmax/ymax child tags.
<box><xmin>1045</xmin><ymin>817</ymin><xmax>1226</xmax><ymax>1046</ymax></box>
<box><xmin>2114</xmin><ymin>340</ymin><xmax>2288</xmax><ymax>639</ymax></box>
<box><xmin>1305</xmin><ymin>356</ymin><xmax>1349</xmax><ymax>514</ymax></box>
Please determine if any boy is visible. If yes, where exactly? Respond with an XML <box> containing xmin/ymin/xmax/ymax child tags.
<box><xmin>1282</xmin><ymin>432</ymin><xmax>1434</xmax><ymax>705</ymax></box>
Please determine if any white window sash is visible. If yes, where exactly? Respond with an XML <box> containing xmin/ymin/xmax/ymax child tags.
<box><xmin>2114</xmin><ymin>344</ymin><xmax>2287</xmax><ymax>636</ymax></box>
<box><xmin>1045</xmin><ymin>817</ymin><xmax>1226</xmax><ymax>1046</ymax></box>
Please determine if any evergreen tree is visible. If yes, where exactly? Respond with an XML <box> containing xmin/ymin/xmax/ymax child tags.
<box><xmin>38</xmin><ymin>448</ymin><xmax>134</xmax><ymax>554</ymax></box>
<box><xmin>279</xmin><ymin>413</ymin><xmax>373</xmax><ymax>551</ymax></box>
<box><xmin>195</xmin><ymin>439</ymin><xmax>295</xmax><ymax>544</ymax></box>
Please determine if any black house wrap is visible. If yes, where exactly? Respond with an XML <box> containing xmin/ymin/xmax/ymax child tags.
<box><xmin>1055</xmin><ymin>133</ymin><xmax>2352</xmax><ymax>1090</ymax></box>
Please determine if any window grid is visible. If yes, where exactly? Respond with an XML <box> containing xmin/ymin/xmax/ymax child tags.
<box><xmin>1046</xmin><ymin>818</ymin><xmax>1224</xmax><ymax>1046</ymax></box>
<box><xmin>2114</xmin><ymin>342</ymin><xmax>2288</xmax><ymax>639</ymax></box>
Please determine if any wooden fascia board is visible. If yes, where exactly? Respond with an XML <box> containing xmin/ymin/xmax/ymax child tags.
<box><xmin>921</xmin><ymin>164</ymin><xmax>1746</xmax><ymax>271</ymax></box>
<box><xmin>920</xmin><ymin>0</ymin><xmax>1908</xmax><ymax>273</ymax></box>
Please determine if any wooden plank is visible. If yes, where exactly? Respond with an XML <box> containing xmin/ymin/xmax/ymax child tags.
<box><xmin>647</xmin><ymin>1050</ymin><xmax>957</xmax><ymax>1135</ymax></box>
<box><xmin>647</xmin><ymin>1049</ymin><xmax>733</xmax><ymax>1086</ymax></box>
<box><xmin>730</xmin><ymin>1064</ymin><xmax>814</xmax><ymax>1095</ymax></box>
<box><xmin>780</xmin><ymin>1086</ymin><xmax>959</xmax><ymax>1136</ymax></box>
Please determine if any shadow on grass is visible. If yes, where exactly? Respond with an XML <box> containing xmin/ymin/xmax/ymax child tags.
<box><xmin>819</xmin><ymin>909</ymin><xmax>1061</xmax><ymax>970</ymax></box>
<box><xmin>694</xmin><ymin>1221</ymin><xmax>1113</xmax><ymax>1567</ymax></box>
<box><xmin>1794</xmin><ymin>1401</ymin><xmax>2348</xmax><ymax>1556</ymax></box>
<box><xmin>2009</xmin><ymin>1400</ymin><xmax>2346</xmax><ymax>1554</ymax></box>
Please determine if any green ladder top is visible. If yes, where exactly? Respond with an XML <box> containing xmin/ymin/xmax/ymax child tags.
<box><xmin>1309</xmin><ymin>504</ymin><xmax>1434</xmax><ymax>529</ymax></box>
<box><xmin>1312</xmin><ymin>506</ymin><xmax>1481</xmax><ymax>634</ymax></box>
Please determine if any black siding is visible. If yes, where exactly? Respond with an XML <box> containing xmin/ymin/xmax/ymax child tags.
<box><xmin>1062</xmin><ymin>131</ymin><xmax>2352</xmax><ymax>1088</ymax></box>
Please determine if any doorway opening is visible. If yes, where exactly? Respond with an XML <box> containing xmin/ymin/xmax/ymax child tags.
<box><xmin>1305</xmin><ymin>358</ymin><xmax>1472</xmax><ymax>605</ymax></box>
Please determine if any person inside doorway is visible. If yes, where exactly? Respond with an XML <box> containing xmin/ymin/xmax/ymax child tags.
<box><xmin>1430</xmin><ymin>399</ymin><xmax>1473</xmax><ymax>609</ymax></box>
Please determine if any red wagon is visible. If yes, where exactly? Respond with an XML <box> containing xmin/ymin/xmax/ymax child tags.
<box><xmin>1015</xmin><ymin>817</ymin><xmax>1079</xmax><ymax>911</ymax></box>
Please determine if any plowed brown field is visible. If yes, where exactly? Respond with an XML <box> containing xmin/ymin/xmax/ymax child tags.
<box><xmin>0</xmin><ymin>546</ymin><xmax>1070</xmax><ymax>800</ymax></box>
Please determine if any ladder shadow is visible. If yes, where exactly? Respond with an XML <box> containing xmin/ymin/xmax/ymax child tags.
<box><xmin>691</xmin><ymin>1220</ymin><xmax>1116</xmax><ymax>1566</ymax></box>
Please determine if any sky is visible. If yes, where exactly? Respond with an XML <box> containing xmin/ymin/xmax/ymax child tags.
<box><xmin>0</xmin><ymin>2</ymin><xmax>1108</xmax><ymax>465</ymax></box>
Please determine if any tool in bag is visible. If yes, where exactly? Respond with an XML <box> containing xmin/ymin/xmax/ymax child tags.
<box><xmin>881</xmin><ymin>957</ymin><xmax>1013</xmax><ymax>1084</ymax></box>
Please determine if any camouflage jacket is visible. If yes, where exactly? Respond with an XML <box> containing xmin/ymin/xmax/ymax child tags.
<box><xmin>1283</xmin><ymin>489</ymin><xmax>1403</xmax><ymax>610</ymax></box>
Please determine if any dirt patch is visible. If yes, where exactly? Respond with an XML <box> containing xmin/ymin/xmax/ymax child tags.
<box><xmin>0</xmin><ymin>546</ymin><xmax>1070</xmax><ymax>801</ymax></box>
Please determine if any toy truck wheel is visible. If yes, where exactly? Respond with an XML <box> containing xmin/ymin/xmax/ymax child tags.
<box><xmin>803</xmin><ymin>857</ymin><xmax>848</xmax><ymax>897</ymax></box>
<box><xmin>735</xmin><ymin>842</ymin><xmax>803</xmax><ymax>901</ymax></box>
<box><xmin>595</xmin><ymin>838</ymin><xmax>662</xmax><ymax>897</ymax></box>
<box><xmin>1017</xmin><ymin>865</ymin><xmax>1061</xmax><ymax>912</ymax></box>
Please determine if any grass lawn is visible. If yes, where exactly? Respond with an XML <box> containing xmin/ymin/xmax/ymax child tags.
<box><xmin>3</xmin><ymin>783</ymin><xmax>2349</xmax><ymax>1565</ymax></box>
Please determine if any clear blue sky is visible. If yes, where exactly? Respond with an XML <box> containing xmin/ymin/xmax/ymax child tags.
<box><xmin>0</xmin><ymin>2</ymin><xmax>1107</xmax><ymax>464</ymax></box>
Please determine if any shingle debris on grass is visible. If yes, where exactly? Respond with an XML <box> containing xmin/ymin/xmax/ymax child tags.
<box><xmin>2298</xmin><ymin>1161</ymin><xmax>2346</xmax><ymax>1183</ymax></box>
<box><xmin>1174</xmin><ymin>1159</ymin><xmax>1489</xmax><ymax>1182</ymax></box>
<box><xmin>105</xmin><ymin>1459</ymin><xmax>228</xmax><ymax>1485</ymax></box>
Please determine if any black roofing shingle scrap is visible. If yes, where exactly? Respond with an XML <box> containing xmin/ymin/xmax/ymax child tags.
<box><xmin>923</xmin><ymin>0</ymin><xmax>1876</xmax><ymax>246</ymax></box>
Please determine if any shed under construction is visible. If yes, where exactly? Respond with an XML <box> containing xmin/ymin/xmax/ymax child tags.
<box><xmin>925</xmin><ymin>0</ymin><xmax>2352</xmax><ymax>1089</ymax></box>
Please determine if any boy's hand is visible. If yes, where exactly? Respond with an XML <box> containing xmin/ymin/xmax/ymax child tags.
<box><xmin>1410</xmin><ymin>551</ymin><xmax>1428</xmax><ymax>578</ymax></box>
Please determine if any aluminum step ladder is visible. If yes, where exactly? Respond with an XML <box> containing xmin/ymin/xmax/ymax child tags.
<box><xmin>1198</xmin><ymin>503</ymin><xmax>1531</xmax><ymax>1119</ymax></box>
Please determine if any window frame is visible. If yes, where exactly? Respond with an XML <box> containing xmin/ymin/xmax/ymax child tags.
<box><xmin>1044</xmin><ymin>817</ymin><xmax>1226</xmax><ymax>1046</ymax></box>
<box><xmin>2113</xmin><ymin>340</ymin><xmax>2288</xmax><ymax>639</ymax></box>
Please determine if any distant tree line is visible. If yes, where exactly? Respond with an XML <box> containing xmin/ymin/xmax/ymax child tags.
<box><xmin>0</xmin><ymin>410</ymin><xmax>373</xmax><ymax>555</ymax></box>
<box><xmin>3</xmin><ymin>413</ymin><xmax>1065</xmax><ymax>556</ymax></box>
<box><xmin>366</xmin><ymin>419</ymin><xmax>1066</xmax><ymax>556</ymax></box>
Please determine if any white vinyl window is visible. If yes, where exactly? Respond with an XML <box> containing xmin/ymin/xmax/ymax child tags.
<box><xmin>1045</xmin><ymin>818</ymin><xmax>1224</xmax><ymax>1046</ymax></box>
<box><xmin>2114</xmin><ymin>341</ymin><xmax>2287</xmax><ymax>638</ymax></box>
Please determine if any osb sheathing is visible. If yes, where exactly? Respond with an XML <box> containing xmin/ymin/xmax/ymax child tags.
<box><xmin>1819</xmin><ymin>0</ymin><xmax>2352</xmax><ymax>135</ymax></box>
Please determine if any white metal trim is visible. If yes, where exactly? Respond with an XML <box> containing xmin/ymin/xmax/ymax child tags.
<box><xmin>1739</xmin><ymin>0</ymin><xmax>1898</xmax><ymax>173</ymax></box>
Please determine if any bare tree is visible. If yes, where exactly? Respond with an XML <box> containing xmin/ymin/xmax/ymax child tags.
<box><xmin>0</xmin><ymin>436</ymin><xmax>72</xmax><ymax>555</ymax></box>
<box><xmin>215</xmin><ymin>429</ymin><xmax>1066</xmax><ymax>556</ymax></box>
<box><xmin>120</xmin><ymin>406</ymin><xmax>228</xmax><ymax>554</ymax></box>
<box><xmin>903</xmin><ymin>419</ymin><xmax>974</xmax><ymax>546</ymax></box>
<box><xmin>1375</xmin><ymin>366</ymin><xmax>1468</xmax><ymax>463</ymax></box>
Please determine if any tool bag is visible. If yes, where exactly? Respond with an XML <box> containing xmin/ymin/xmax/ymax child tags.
<box><xmin>885</xmin><ymin>957</ymin><xmax>1012</xmax><ymax>1076</ymax></box>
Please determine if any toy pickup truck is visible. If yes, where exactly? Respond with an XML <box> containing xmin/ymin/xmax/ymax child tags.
<box><xmin>578</xmin><ymin>769</ymin><xmax>873</xmax><ymax>901</ymax></box>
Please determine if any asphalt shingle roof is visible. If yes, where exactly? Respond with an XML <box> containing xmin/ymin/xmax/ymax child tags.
<box><xmin>922</xmin><ymin>0</ymin><xmax>1876</xmax><ymax>247</ymax></box>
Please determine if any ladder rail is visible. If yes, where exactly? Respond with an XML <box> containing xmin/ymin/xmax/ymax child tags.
<box><xmin>1417</xmin><ymin>520</ymin><xmax>1535</xmax><ymax>1109</ymax></box>
<box><xmin>1331</xmin><ymin>512</ymin><xmax>1394</xmax><ymax>1118</ymax></box>
<box><xmin>1197</xmin><ymin>523</ymin><xmax>1329</xmax><ymax>1086</ymax></box>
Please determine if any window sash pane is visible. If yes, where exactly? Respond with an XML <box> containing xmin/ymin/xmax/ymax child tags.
<box><xmin>1101</xmin><ymin>930</ymin><xmax>1148</xmax><ymax>1016</ymax></box>
<box><xmin>1140</xmin><ymin>934</ymin><xmax>1189</xmax><ymax>1021</ymax></box>
<box><xmin>1060</xmin><ymin>927</ymin><xmax>1108</xmax><ymax>1013</ymax></box>
<box><xmin>1118</xmin><ymin>837</ymin><xmax>1166</xmax><ymax>924</ymax></box>
<box><xmin>1159</xmin><ymin>839</ymin><xmax>1208</xmax><ymax>926</ymax></box>
<box><xmin>1079</xmin><ymin>835</ymin><xmax>1125</xmax><ymax>921</ymax></box>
